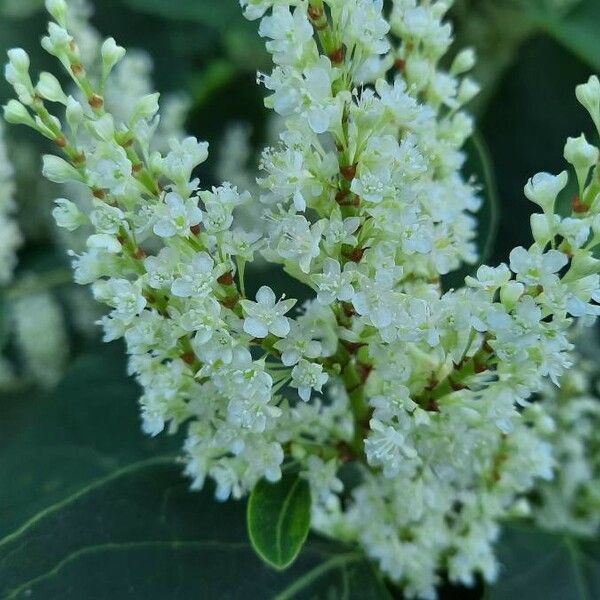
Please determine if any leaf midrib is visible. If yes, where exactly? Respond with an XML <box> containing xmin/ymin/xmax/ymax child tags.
<box><xmin>275</xmin><ymin>477</ymin><xmax>300</xmax><ymax>564</ymax></box>
<box><xmin>0</xmin><ymin>455</ymin><xmax>177</xmax><ymax>550</ymax></box>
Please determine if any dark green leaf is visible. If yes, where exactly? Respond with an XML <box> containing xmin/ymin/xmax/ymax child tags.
<box><xmin>248</xmin><ymin>472</ymin><xmax>312</xmax><ymax>570</ymax></box>
<box><xmin>0</xmin><ymin>346</ymin><xmax>391</xmax><ymax>599</ymax></box>
<box><xmin>528</xmin><ymin>0</ymin><xmax>600</xmax><ymax>70</ymax></box>
<box><xmin>0</xmin><ymin>460</ymin><xmax>389</xmax><ymax>599</ymax></box>
<box><xmin>123</xmin><ymin>0</ymin><xmax>243</xmax><ymax>30</ymax></box>
<box><xmin>0</xmin><ymin>343</ymin><xmax>178</xmax><ymax>536</ymax></box>
<box><xmin>488</xmin><ymin>525</ymin><xmax>600</xmax><ymax>600</ymax></box>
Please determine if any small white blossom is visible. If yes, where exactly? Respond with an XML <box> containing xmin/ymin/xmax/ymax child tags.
<box><xmin>240</xmin><ymin>285</ymin><xmax>296</xmax><ymax>338</ymax></box>
<box><xmin>153</xmin><ymin>192</ymin><xmax>202</xmax><ymax>238</ymax></box>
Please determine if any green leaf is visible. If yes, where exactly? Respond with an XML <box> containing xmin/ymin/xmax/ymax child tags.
<box><xmin>247</xmin><ymin>472</ymin><xmax>312</xmax><ymax>570</ymax></box>
<box><xmin>487</xmin><ymin>525</ymin><xmax>600</xmax><ymax>600</ymax></box>
<box><xmin>528</xmin><ymin>0</ymin><xmax>600</xmax><ymax>70</ymax></box>
<box><xmin>0</xmin><ymin>346</ymin><xmax>391</xmax><ymax>598</ymax></box>
<box><xmin>123</xmin><ymin>0</ymin><xmax>243</xmax><ymax>30</ymax></box>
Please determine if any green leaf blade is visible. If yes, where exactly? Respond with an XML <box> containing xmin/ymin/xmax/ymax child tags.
<box><xmin>248</xmin><ymin>472</ymin><xmax>312</xmax><ymax>570</ymax></box>
<box><xmin>0</xmin><ymin>348</ymin><xmax>389</xmax><ymax>598</ymax></box>
<box><xmin>527</xmin><ymin>0</ymin><xmax>600</xmax><ymax>70</ymax></box>
<box><xmin>488</xmin><ymin>525</ymin><xmax>600</xmax><ymax>600</ymax></box>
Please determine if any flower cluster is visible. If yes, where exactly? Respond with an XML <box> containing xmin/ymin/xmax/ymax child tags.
<box><xmin>529</xmin><ymin>333</ymin><xmax>600</xmax><ymax>538</ymax></box>
<box><xmin>0</xmin><ymin>122</ymin><xmax>21</xmax><ymax>285</ymax></box>
<box><xmin>0</xmin><ymin>0</ymin><xmax>188</xmax><ymax>391</ymax></box>
<box><xmin>4</xmin><ymin>0</ymin><xmax>600</xmax><ymax>597</ymax></box>
<box><xmin>12</xmin><ymin>289</ymin><xmax>69</xmax><ymax>388</ymax></box>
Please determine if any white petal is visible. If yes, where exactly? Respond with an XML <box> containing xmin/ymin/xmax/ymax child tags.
<box><xmin>244</xmin><ymin>317</ymin><xmax>269</xmax><ymax>338</ymax></box>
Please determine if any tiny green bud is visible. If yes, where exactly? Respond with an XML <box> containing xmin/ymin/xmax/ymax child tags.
<box><xmin>42</xmin><ymin>154</ymin><xmax>83</xmax><ymax>183</ymax></box>
<box><xmin>565</xmin><ymin>252</ymin><xmax>600</xmax><ymax>280</ymax></box>
<box><xmin>65</xmin><ymin>95</ymin><xmax>84</xmax><ymax>133</ymax></box>
<box><xmin>52</xmin><ymin>198</ymin><xmax>85</xmax><ymax>231</ymax></box>
<box><xmin>564</xmin><ymin>134</ymin><xmax>599</xmax><ymax>192</ymax></box>
<box><xmin>530</xmin><ymin>213</ymin><xmax>555</xmax><ymax>245</ymax></box>
<box><xmin>101</xmin><ymin>38</ymin><xmax>126</xmax><ymax>79</ymax></box>
<box><xmin>3</xmin><ymin>99</ymin><xmax>35</xmax><ymax>127</ymax></box>
<box><xmin>131</xmin><ymin>93</ymin><xmax>160</xmax><ymax>122</ymax></box>
<box><xmin>36</xmin><ymin>72</ymin><xmax>67</xmax><ymax>103</ymax></box>
<box><xmin>45</xmin><ymin>0</ymin><xmax>67</xmax><ymax>25</ymax></box>
<box><xmin>500</xmin><ymin>280</ymin><xmax>524</xmax><ymax>310</ymax></box>
<box><xmin>524</xmin><ymin>171</ymin><xmax>568</xmax><ymax>214</ymax></box>
<box><xmin>457</xmin><ymin>78</ymin><xmax>480</xmax><ymax>105</ymax></box>
<box><xmin>90</xmin><ymin>113</ymin><xmax>115</xmax><ymax>141</ymax></box>
<box><xmin>575</xmin><ymin>75</ymin><xmax>600</xmax><ymax>131</ymax></box>
<box><xmin>7</xmin><ymin>48</ymin><xmax>30</xmax><ymax>74</ymax></box>
<box><xmin>451</xmin><ymin>48</ymin><xmax>476</xmax><ymax>75</ymax></box>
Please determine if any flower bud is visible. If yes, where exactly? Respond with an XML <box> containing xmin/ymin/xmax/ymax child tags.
<box><xmin>90</xmin><ymin>113</ymin><xmax>115</xmax><ymax>141</ymax></box>
<box><xmin>42</xmin><ymin>154</ymin><xmax>83</xmax><ymax>183</ymax></box>
<box><xmin>101</xmin><ymin>38</ymin><xmax>126</xmax><ymax>79</ymax></box>
<box><xmin>500</xmin><ymin>280</ymin><xmax>524</xmax><ymax>310</ymax></box>
<box><xmin>530</xmin><ymin>213</ymin><xmax>554</xmax><ymax>245</ymax></box>
<box><xmin>52</xmin><ymin>198</ymin><xmax>85</xmax><ymax>231</ymax></box>
<box><xmin>451</xmin><ymin>48</ymin><xmax>476</xmax><ymax>75</ymax></box>
<box><xmin>457</xmin><ymin>78</ymin><xmax>480</xmax><ymax>105</ymax></box>
<box><xmin>524</xmin><ymin>171</ymin><xmax>568</xmax><ymax>213</ymax></box>
<box><xmin>34</xmin><ymin>115</ymin><xmax>58</xmax><ymax>140</ymax></box>
<box><xmin>131</xmin><ymin>93</ymin><xmax>160</xmax><ymax>122</ymax></box>
<box><xmin>36</xmin><ymin>72</ymin><xmax>67</xmax><ymax>103</ymax></box>
<box><xmin>42</xmin><ymin>22</ymin><xmax>72</xmax><ymax>57</ymax></box>
<box><xmin>5</xmin><ymin>49</ymin><xmax>33</xmax><ymax>97</ymax></box>
<box><xmin>3</xmin><ymin>99</ymin><xmax>35</xmax><ymax>127</ymax></box>
<box><xmin>45</xmin><ymin>0</ymin><xmax>67</xmax><ymax>25</ymax></box>
<box><xmin>7</xmin><ymin>48</ymin><xmax>30</xmax><ymax>74</ymax></box>
<box><xmin>65</xmin><ymin>95</ymin><xmax>84</xmax><ymax>133</ymax></box>
<box><xmin>87</xmin><ymin>233</ymin><xmax>122</xmax><ymax>254</ymax></box>
<box><xmin>564</xmin><ymin>134</ymin><xmax>598</xmax><ymax>191</ymax></box>
<box><xmin>576</xmin><ymin>75</ymin><xmax>600</xmax><ymax>129</ymax></box>
<box><xmin>404</xmin><ymin>55</ymin><xmax>430</xmax><ymax>91</ymax></box>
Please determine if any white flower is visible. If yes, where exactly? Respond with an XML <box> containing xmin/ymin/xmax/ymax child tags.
<box><xmin>92</xmin><ymin>278</ymin><xmax>146</xmax><ymax>323</ymax></box>
<box><xmin>144</xmin><ymin>247</ymin><xmax>180</xmax><ymax>289</ymax></box>
<box><xmin>177</xmin><ymin>297</ymin><xmax>222</xmax><ymax>343</ymax></box>
<box><xmin>291</xmin><ymin>358</ymin><xmax>328</xmax><ymax>401</ymax></box>
<box><xmin>90</xmin><ymin>200</ymin><xmax>127</xmax><ymax>234</ymax></box>
<box><xmin>86</xmin><ymin>143</ymin><xmax>132</xmax><ymax>195</ymax></box>
<box><xmin>52</xmin><ymin>198</ymin><xmax>85</xmax><ymax>231</ymax></box>
<box><xmin>364</xmin><ymin>418</ymin><xmax>418</xmax><ymax>477</ymax></box>
<box><xmin>240</xmin><ymin>285</ymin><xmax>296</xmax><ymax>338</ymax></box>
<box><xmin>160</xmin><ymin>136</ymin><xmax>208</xmax><ymax>185</ymax></box>
<box><xmin>509</xmin><ymin>246</ymin><xmax>568</xmax><ymax>285</ymax></box>
<box><xmin>313</xmin><ymin>259</ymin><xmax>354</xmax><ymax>305</ymax></box>
<box><xmin>153</xmin><ymin>192</ymin><xmax>202</xmax><ymax>238</ymax></box>
<box><xmin>258</xmin><ymin>6</ymin><xmax>315</xmax><ymax>67</ymax></box>
<box><xmin>276</xmin><ymin>215</ymin><xmax>323</xmax><ymax>273</ymax></box>
<box><xmin>273</xmin><ymin>321</ymin><xmax>322</xmax><ymax>366</ymax></box>
<box><xmin>171</xmin><ymin>252</ymin><xmax>215</xmax><ymax>298</ymax></box>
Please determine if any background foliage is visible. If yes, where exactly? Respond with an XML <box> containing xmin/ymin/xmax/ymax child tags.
<box><xmin>0</xmin><ymin>0</ymin><xmax>599</xmax><ymax>597</ymax></box>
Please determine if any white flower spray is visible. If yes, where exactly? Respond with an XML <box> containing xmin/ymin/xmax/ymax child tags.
<box><xmin>4</xmin><ymin>0</ymin><xmax>600</xmax><ymax>596</ymax></box>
